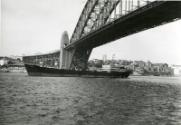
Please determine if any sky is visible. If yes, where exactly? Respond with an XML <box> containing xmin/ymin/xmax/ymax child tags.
<box><xmin>1</xmin><ymin>0</ymin><xmax>181</xmax><ymax>65</ymax></box>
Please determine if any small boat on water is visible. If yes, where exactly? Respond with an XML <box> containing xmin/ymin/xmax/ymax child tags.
<box><xmin>24</xmin><ymin>64</ymin><xmax>132</xmax><ymax>78</ymax></box>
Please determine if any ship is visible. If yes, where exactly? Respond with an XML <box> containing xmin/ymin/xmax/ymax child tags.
<box><xmin>24</xmin><ymin>64</ymin><xmax>132</xmax><ymax>78</ymax></box>
<box><xmin>23</xmin><ymin>31</ymin><xmax>132</xmax><ymax>78</ymax></box>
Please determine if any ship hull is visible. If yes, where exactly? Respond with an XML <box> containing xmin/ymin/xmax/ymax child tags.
<box><xmin>24</xmin><ymin>64</ymin><xmax>131</xmax><ymax>78</ymax></box>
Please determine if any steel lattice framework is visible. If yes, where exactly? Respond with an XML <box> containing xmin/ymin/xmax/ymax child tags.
<box><xmin>70</xmin><ymin>0</ymin><xmax>153</xmax><ymax>43</ymax></box>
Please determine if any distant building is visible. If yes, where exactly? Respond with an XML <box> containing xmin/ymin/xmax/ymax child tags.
<box><xmin>88</xmin><ymin>59</ymin><xmax>103</xmax><ymax>68</ymax></box>
<box><xmin>171</xmin><ymin>65</ymin><xmax>181</xmax><ymax>76</ymax></box>
<box><xmin>88</xmin><ymin>58</ymin><xmax>174</xmax><ymax>76</ymax></box>
<box><xmin>101</xmin><ymin>64</ymin><xmax>124</xmax><ymax>72</ymax></box>
<box><xmin>102</xmin><ymin>54</ymin><xmax>107</xmax><ymax>63</ymax></box>
<box><xmin>134</xmin><ymin>61</ymin><xmax>146</xmax><ymax>68</ymax></box>
<box><xmin>0</xmin><ymin>57</ymin><xmax>8</xmax><ymax>66</ymax></box>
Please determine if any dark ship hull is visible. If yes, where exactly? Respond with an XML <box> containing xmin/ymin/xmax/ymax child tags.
<box><xmin>24</xmin><ymin>64</ymin><xmax>131</xmax><ymax>78</ymax></box>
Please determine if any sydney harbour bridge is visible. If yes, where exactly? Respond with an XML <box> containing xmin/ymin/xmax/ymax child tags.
<box><xmin>23</xmin><ymin>0</ymin><xmax>181</xmax><ymax>70</ymax></box>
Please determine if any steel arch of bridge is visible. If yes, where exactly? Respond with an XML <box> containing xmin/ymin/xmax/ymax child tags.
<box><xmin>70</xmin><ymin>0</ymin><xmax>153</xmax><ymax>43</ymax></box>
<box><xmin>65</xmin><ymin>0</ymin><xmax>181</xmax><ymax>70</ymax></box>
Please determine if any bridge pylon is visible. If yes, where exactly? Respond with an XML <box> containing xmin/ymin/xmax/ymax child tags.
<box><xmin>60</xmin><ymin>31</ymin><xmax>91</xmax><ymax>70</ymax></box>
<box><xmin>60</xmin><ymin>31</ymin><xmax>71</xmax><ymax>69</ymax></box>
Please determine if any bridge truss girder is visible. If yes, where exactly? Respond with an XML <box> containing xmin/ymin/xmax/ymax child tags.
<box><xmin>70</xmin><ymin>0</ymin><xmax>153</xmax><ymax>43</ymax></box>
<box><xmin>70</xmin><ymin>0</ymin><xmax>122</xmax><ymax>43</ymax></box>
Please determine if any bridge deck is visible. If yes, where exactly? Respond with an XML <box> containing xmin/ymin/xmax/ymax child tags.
<box><xmin>65</xmin><ymin>1</ymin><xmax>181</xmax><ymax>50</ymax></box>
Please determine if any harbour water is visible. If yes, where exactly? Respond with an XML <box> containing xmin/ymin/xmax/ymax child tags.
<box><xmin>0</xmin><ymin>73</ymin><xmax>181</xmax><ymax>125</ymax></box>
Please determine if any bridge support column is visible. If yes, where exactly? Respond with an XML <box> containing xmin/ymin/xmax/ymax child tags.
<box><xmin>59</xmin><ymin>31</ymin><xmax>71</xmax><ymax>69</ymax></box>
<box><xmin>69</xmin><ymin>47</ymin><xmax>92</xmax><ymax>70</ymax></box>
<box><xmin>60</xmin><ymin>31</ymin><xmax>92</xmax><ymax>70</ymax></box>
